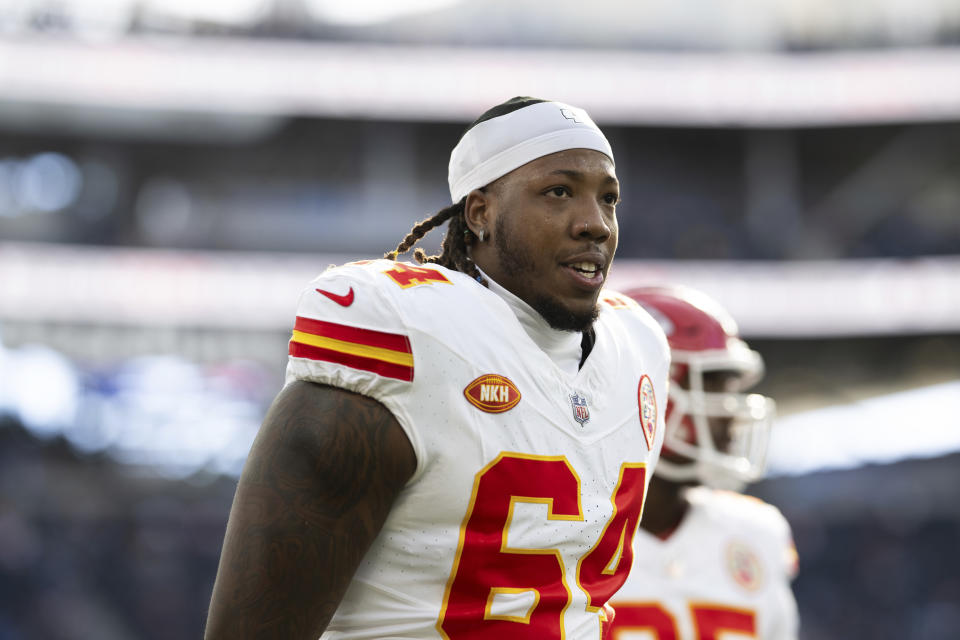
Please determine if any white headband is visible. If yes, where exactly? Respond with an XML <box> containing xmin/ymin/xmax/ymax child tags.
<box><xmin>447</xmin><ymin>101</ymin><xmax>614</xmax><ymax>203</ymax></box>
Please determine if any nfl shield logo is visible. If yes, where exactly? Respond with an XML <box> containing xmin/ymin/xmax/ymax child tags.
<box><xmin>569</xmin><ymin>393</ymin><xmax>590</xmax><ymax>426</ymax></box>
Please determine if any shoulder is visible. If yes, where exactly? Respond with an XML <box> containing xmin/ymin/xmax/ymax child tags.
<box><xmin>288</xmin><ymin>260</ymin><xmax>490</xmax><ymax>383</ymax></box>
<box><xmin>308</xmin><ymin>258</ymin><xmax>467</xmax><ymax>297</ymax></box>
<box><xmin>286</xmin><ymin>260</ymin><xmax>480</xmax><ymax>469</ymax></box>
<box><xmin>597</xmin><ymin>289</ymin><xmax>670</xmax><ymax>361</ymax></box>
<box><xmin>297</xmin><ymin>259</ymin><xmax>477</xmax><ymax>327</ymax></box>
<box><xmin>689</xmin><ymin>486</ymin><xmax>791</xmax><ymax>535</ymax></box>
<box><xmin>293</xmin><ymin>260</ymin><xmax>412</xmax><ymax>351</ymax></box>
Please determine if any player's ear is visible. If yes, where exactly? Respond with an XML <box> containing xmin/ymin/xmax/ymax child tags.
<box><xmin>463</xmin><ymin>188</ymin><xmax>492</xmax><ymax>238</ymax></box>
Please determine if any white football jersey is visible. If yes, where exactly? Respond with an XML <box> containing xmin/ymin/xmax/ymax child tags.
<box><xmin>610</xmin><ymin>486</ymin><xmax>799</xmax><ymax>640</ymax></box>
<box><xmin>284</xmin><ymin>259</ymin><xmax>670</xmax><ymax>640</ymax></box>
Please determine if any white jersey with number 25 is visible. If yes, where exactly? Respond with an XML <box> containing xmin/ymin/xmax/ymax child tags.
<box><xmin>611</xmin><ymin>486</ymin><xmax>800</xmax><ymax>640</ymax></box>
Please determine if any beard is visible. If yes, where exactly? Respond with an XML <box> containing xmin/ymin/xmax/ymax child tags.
<box><xmin>494</xmin><ymin>215</ymin><xmax>599</xmax><ymax>332</ymax></box>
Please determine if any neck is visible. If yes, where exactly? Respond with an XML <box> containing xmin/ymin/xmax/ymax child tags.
<box><xmin>640</xmin><ymin>475</ymin><xmax>692</xmax><ymax>539</ymax></box>
<box><xmin>481</xmin><ymin>269</ymin><xmax>583</xmax><ymax>376</ymax></box>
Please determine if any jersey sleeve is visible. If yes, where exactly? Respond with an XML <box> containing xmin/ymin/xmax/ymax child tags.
<box><xmin>286</xmin><ymin>262</ymin><xmax>413</xmax><ymax>391</ymax></box>
<box><xmin>284</xmin><ymin>262</ymin><xmax>425</xmax><ymax>464</ymax></box>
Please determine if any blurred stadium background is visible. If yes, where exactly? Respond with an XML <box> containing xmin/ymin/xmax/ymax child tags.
<box><xmin>1</xmin><ymin>0</ymin><xmax>959</xmax><ymax>638</ymax></box>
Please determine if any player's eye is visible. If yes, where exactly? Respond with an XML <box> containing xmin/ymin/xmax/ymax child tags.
<box><xmin>603</xmin><ymin>192</ymin><xmax>620</xmax><ymax>205</ymax></box>
<box><xmin>546</xmin><ymin>186</ymin><xmax>571</xmax><ymax>198</ymax></box>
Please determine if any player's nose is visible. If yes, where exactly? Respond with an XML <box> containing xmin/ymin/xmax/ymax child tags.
<box><xmin>571</xmin><ymin>198</ymin><xmax>612</xmax><ymax>243</ymax></box>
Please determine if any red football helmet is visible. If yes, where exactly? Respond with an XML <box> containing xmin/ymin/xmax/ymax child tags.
<box><xmin>625</xmin><ymin>285</ymin><xmax>775</xmax><ymax>490</ymax></box>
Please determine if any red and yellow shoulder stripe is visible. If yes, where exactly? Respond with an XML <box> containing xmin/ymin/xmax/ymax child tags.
<box><xmin>288</xmin><ymin>316</ymin><xmax>414</xmax><ymax>382</ymax></box>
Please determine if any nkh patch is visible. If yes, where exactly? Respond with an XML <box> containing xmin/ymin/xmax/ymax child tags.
<box><xmin>463</xmin><ymin>374</ymin><xmax>521</xmax><ymax>413</ymax></box>
<box><xmin>638</xmin><ymin>374</ymin><xmax>657</xmax><ymax>450</ymax></box>
<box><xmin>569</xmin><ymin>392</ymin><xmax>590</xmax><ymax>426</ymax></box>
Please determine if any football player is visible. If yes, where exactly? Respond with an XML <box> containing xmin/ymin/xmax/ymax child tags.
<box><xmin>609</xmin><ymin>286</ymin><xmax>799</xmax><ymax>640</ymax></box>
<box><xmin>205</xmin><ymin>97</ymin><xmax>671</xmax><ymax>639</ymax></box>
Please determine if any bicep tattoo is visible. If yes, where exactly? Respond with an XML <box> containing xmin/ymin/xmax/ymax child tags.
<box><xmin>206</xmin><ymin>381</ymin><xmax>415</xmax><ymax>639</ymax></box>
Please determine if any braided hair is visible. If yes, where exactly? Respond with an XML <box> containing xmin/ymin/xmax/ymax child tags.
<box><xmin>385</xmin><ymin>96</ymin><xmax>550</xmax><ymax>287</ymax></box>
<box><xmin>383</xmin><ymin>196</ymin><xmax>487</xmax><ymax>285</ymax></box>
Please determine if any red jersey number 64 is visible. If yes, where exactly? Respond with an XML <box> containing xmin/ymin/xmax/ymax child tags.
<box><xmin>438</xmin><ymin>453</ymin><xmax>647</xmax><ymax>639</ymax></box>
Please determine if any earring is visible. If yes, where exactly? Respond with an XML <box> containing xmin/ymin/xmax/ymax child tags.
<box><xmin>478</xmin><ymin>229</ymin><xmax>486</xmax><ymax>242</ymax></box>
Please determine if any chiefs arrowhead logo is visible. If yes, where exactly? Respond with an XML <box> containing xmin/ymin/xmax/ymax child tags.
<box><xmin>463</xmin><ymin>374</ymin><xmax>521</xmax><ymax>414</ymax></box>
<box><xmin>727</xmin><ymin>540</ymin><xmax>764</xmax><ymax>591</ymax></box>
<box><xmin>638</xmin><ymin>374</ymin><xmax>657</xmax><ymax>450</ymax></box>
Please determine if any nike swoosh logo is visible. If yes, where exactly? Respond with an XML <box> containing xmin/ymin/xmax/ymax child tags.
<box><xmin>316</xmin><ymin>286</ymin><xmax>355</xmax><ymax>307</ymax></box>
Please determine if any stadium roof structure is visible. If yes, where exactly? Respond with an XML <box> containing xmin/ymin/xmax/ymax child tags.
<box><xmin>1</xmin><ymin>37</ymin><xmax>960</xmax><ymax>136</ymax></box>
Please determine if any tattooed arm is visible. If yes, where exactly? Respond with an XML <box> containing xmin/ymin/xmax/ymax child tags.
<box><xmin>204</xmin><ymin>380</ymin><xmax>416</xmax><ymax>639</ymax></box>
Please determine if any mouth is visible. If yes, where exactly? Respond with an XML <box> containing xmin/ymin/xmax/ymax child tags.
<box><xmin>561</xmin><ymin>256</ymin><xmax>606</xmax><ymax>289</ymax></box>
